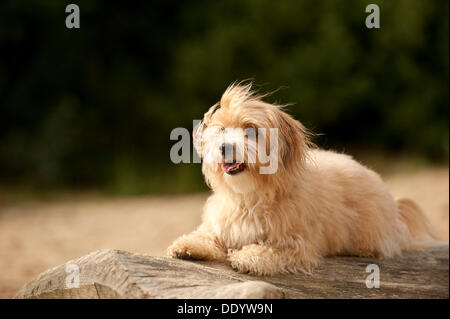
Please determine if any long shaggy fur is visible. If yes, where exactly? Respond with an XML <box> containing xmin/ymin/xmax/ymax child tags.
<box><xmin>167</xmin><ymin>82</ymin><xmax>441</xmax><ymax>275</ymax></box>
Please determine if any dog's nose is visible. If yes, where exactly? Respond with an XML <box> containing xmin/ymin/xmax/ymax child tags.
<box><xmin>220</xmin><ymin>143</ymin><xmax>234</xmax><ymax>157</ymax></box>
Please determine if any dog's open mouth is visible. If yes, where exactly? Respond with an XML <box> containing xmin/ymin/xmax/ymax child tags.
<box><xmin>221</xmin><ymin>162</ymin><xmax>245</xmax><ymax>175</ymax></box>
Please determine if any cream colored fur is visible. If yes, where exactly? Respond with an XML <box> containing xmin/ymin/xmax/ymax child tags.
<box><xmin>167</xmin><ymin>82</ymin><xmax>440</xmax><ymax>275</ymax></box>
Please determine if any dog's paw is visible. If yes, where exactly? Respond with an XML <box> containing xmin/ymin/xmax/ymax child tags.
<box><xmin>167</xmin><ymin>234</ymin><xmax>227</xmax><ymax>261</ymax></box>
<box><xmin>227</xmin><ymin>246</ymin><xmax>275</xmax><ymax>276</ymax></box>
<box><xmin>167</xmin><ymin>238</ymin><xmax>198</xmax><ymax>260</ymax></box>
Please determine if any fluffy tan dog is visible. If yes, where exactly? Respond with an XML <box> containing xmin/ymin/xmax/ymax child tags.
<box><xmin>167</xmin><ymin>82</ymin><xmax>438</xmax><ymax>275</ymax></box>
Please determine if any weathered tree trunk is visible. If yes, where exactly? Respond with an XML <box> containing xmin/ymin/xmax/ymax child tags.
<box><xmin>15</xmin><ymin>246</ymin><xmax>449</xmax><ymax>299</ymax></box>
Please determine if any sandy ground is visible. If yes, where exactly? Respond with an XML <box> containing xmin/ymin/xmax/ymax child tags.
<box><xmin>0</xmin><ymin>167</ymin><xmax>448</xmax><ymax>298</ymax></box>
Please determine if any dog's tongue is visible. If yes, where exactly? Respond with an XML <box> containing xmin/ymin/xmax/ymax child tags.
<box><xmin>221</xmin><ymin>162</ymin><xmax>240</xmax><ymax>172</ymax></box>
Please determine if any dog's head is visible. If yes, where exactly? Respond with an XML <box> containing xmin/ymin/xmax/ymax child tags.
<box><xmin>194</xmin><ymin>82</ymin><xmax>312</xmax><ymax>194</ymax></box>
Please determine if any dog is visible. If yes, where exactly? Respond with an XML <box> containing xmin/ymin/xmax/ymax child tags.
<box><xmin>167</xmin><ymin>82</ymin><xmax>439</xmax><ymax>275</ymax></box>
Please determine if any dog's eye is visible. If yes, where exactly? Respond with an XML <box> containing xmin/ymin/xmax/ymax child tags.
<box><xmin>211</xmin><ymin>104</ymin><xmax>221</xmax><ymax>115</ymax></box>
<box><xmin>245</xmin><ymin>126</ymin><xmax>258</xmax><ymax>138</ymax></box>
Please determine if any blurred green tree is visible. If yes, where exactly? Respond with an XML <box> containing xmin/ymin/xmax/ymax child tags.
<box><xmin>0</xmin><ymin>0</ymin><xmax>448</xmax><ymax>194</ymax></box>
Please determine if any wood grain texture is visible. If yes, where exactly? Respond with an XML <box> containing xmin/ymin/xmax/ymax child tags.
<box><xmin>15</xmin><ymin>246</ymin><xmax>449</xmax><ymax>299</ymax></box>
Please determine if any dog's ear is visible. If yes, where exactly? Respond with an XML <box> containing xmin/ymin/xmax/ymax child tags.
<box><xmin>276</xmin><ymin>108</ymin><xmax>311</xmax><ymax>170</ymax></box>
<box><xmin>192</xmin><ymin>119</ymin><xmax>204</xmax><ymax>159</ymax></box>
<box><xmin>193</xmin><ymin>103</ymin><xmax>221</xmax><ymax>159</ymax></box>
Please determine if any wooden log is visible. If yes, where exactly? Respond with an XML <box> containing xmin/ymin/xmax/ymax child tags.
<box><xmin>15</xmin><ymin>246</ymin><xmax>449</xmax><ymax>299</ymax></box>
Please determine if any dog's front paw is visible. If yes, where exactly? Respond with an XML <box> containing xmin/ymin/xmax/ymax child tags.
<box><xmin>167</xmin><ymin>234</ymin><xmax>227</xmax><ymax>261</ymax></box>
<box><xmin>167</xmin><ymin>237</ymin><xmax>198</xmax><ymax>260</ymax></box>
<box><xmin>227</xmin><ymin>245</ymin><xmax>276</xmax><ymax>276</ymax></box>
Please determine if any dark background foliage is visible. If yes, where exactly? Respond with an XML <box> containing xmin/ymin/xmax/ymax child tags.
<box><xmin>0</xmin><ymin>0</ymin><xmax>448</xmax><ymax>194</ymax></box>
